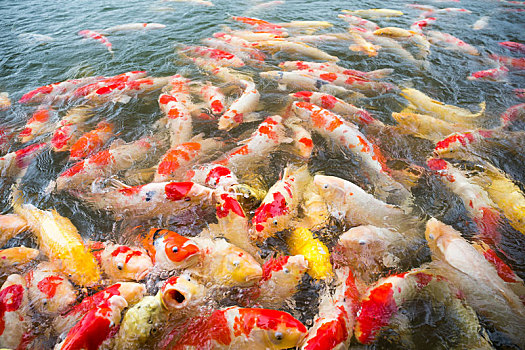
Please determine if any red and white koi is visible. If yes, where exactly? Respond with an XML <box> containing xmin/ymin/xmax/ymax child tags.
<box><xmin>410</xmin><ymin>17</ymin><xmax>436</xmax><ymax>33</ymax></box>
<box><xmin>165</xmin><ymin>306</ymin><xmax>307</xmax><ymax>349</ymax></box>
<box><xmin>78</xmin><ymin>30</ymin><xmax>114</xmax><ymax>54</ymax></box>
<box><xmin>425</xmin><ymin>219</ymin><xmax>525</xmax><ymax>347</ymax></box>
<box><xmin>54</xmin><ymin>136</ymin><xmax>154</xmax><ymax>192</ymax></box>
<box><xmin>337</xmin><ymin>14</ymin><xmax>380</xmax><ymax>31</ymax></box>
<box><xmin>25</xmin><ymin>262</ymin><xmax>77</xmax><ymax>315</ymax></box>
<box><xmin>19</xmin><ymin>108</ymin><xmax>55</xmax><ymax>143</ymax></box>
<box><xmin>200</xmin><ymin>37</ymin><xmax>265</xmax><ymax>65</ymax></box>
<box><xmin>285</xmin><ymin>117</ymin><xmax>314</xmax><ymax>158</ymax></box>
<box><xmin>290</xmin><ymin>91</ymin><xmax>381</xmax><ymax>127</ymax></box>
<box><xmin>89</xmin><ymin>242</ymin><xmax>153</xmax><ymax>282</ymax></box>
<box><xmin>19</xmin><ymin>76</ymin><xmax>105</xmax><ymax>104</ymax></box>
<box><xmin>255</xmin><ymin>255</ymin><xmax>308</xmax><ymax>309</ymax></box>
<box><xmin>499</xmin><ymin>41</ymin><xmax>525</xmax><ymax>54</ymax></box>
<box><xmin>422</xmin><ymin>7</ymin><xmax>472</xmax><ymax>17</ymax></box>
<box><xmin>259</xmin><ymin>70</ymin><xmax>340</xmax><ymax>93</ymax></box>
<box><xmin>489</xmin><ymin>54</ymin><xmax>525</xmax><ymax>70</ymax></box>
<box><xmin>185</xmin><ymin>163</ymin><xmax>239</xmax><ymax>189</ymax></box>
<box><xmin>298</xmin><ymin>69</ymin><xmax>395</xmax><ymax>95</ymax></box>
<box><xmin>468</xmin><ymin>65</ymin><xmax>509</xmax><ymax>82</ymax></box>
<box><xmin>433</xmin><ymin>129</ymin><xmax>494</xmax><ymax>159</ymax></box>
<box><xmin>251</xmin><ymin>0</ymin><xmax>285</xmax><ymax>10</ymax></box>
<box><xmin>154</xmin><ymin>137</ymin><xmax>220</xmax><ymax>182</ymax></box>
<box><xmin>218</xmin><ymin>79</ymin><xmax>260</xmax><ymax>131</ymax></box>
<box><xmin>141</xmin><ymin>228</ymin><xmax>200</xmax><ymax>275</ymax></box>
<box><xmin>85</xmin><ymin>180</ymin><xmax>214</xmax><ymax>219</ymax></box>
<box><xmin>300</xmin><ymin>266</ymin><xmax>360</xmax><ymax>350</ymax></box>
<box><xmin>230</xmin><ymin>16</ymin><xmax>285</xmax><ymax>32</ymax></box>
<box><xmin>56</xmin><ymin>294</ymin><xmax>128</xmax><ymax>350</ymax></box>
<box><xmin>278</xmin><ymin>61</ymin><xmax>394</xmax><ymax>80</ymax></box>
<box><xmin>0</xmin><ymin>274</ymin><xmax>32</xmax><ymax>350</ymax></box>
<box><xmin>102</xmin><ymin>22</ymin><xmax>166</xmax><ymax>33</ymax></box>
<box><xmin>180</xmin><ymin>45</ymin><xmax>245</xmax><ymax>67</ymax></box>
<box><xmin>0</xmin><ymin>142</ymin><xmax>48</xmax><ymax>178</ymax></box>
<box><xmin>72</xmin><ymin>71</ymin><xmax>147</xmax><ymax>98</ymax></box>
<box><xmin>251</xmin><ymin>165</ymin><xmax>311</xmax><ymax>241</ymax></box>
<box><xmin>254</xmin><ymin>40</ymin><xmax>340</xmax><ymax>62</ymax></box>
<box><xmin>426</xmin><ymin>158</ymin><xmax>501</xmax><ymax>243</ymax></box>
<box><xmin>85</xmin><ymin>76</ymin><xmax>171</xmax><ymax>104</ymax></box>
<box><xmin>53</xmin><ymin>282</ymin><xmax>146</xmax><ymax>336</ymax></box>
<box><xmin>515</xmin><ymin>88</ymin><xmax>525</xmax><ymax>99</ymax></box>
<box><xmin>69</xmin><ymin>121</ymin><xmax>114</xmax><ymax>161</ymax></box>
<box><xmin>195</xmin><ymin>82</ymin><xmax>225</xmax><ymax>115</ymax></box>
<box><xmin>51</xmin><ymin>105</ymin><xmax>94</xmax><ymax>152</ymax></box>
<box><xmin>501</xmin><ymin>103</ymin><xmax>525</xmax><ymax>128</ymax></box>
<box><xmin>427</xmin><ymin>30</ymin><xmax>479</xmax><ymax>55</ymax></box>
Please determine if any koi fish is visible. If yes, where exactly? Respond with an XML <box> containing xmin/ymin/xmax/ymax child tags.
<box><xmin>51</xmin><ymin>105</ymin><xmax>94</xmax><ymax>152</ymax></box>
<box><xmin>165</xmin><ymin>306</ymin><xmax>307</xmax><ymax>349</ymax></box>
<box><xmin>392</xmin><ymin>111</ymin><xmax>471</xmax><ymax>141</ymax></box>
<box><xmin>255</xmin><ymin>255</ymin><xmax>308</xmax><ymax>309</ymax></box>
<box><xmin>489</xmin><ymin>54</ymin><xmax>525</xmax><ymax>70</ymax></box>
<box><xmin>85</xmin><ymin>76</ymin><xmax>172</xmax><ymax>104</ymax></box>
<box><xmin>26</xmin><ymin>262</ymin><xmax>77</xmax><ymax>315</ymax></box>
<box><xmin>57</xmin><ymin>294</ymin><xmax>128</xmax><ymax>350</ymax></box>
<box><xmin>410</xmin><ymin>17</ymin><xmax>436</xmax><ymax>33</ymax></box>
<box><xmin>0</xmin><ymin>142</ymin><xmax>48</xmax><ymax>178</ymax></box>
<box><xmin>17</xmin><ymin>108</ymin><xmax>54</xmax><ymax>143</ymax></box>
<box><xmin>72</xmin><ymin>71</ymin><xmax>147</xmax><ymax>98</ymax></box>
<box><xmin>425</xmin><ymin>218</ymin><xmax>525</xmax><ymax>347</ymax></box>
<box><xmin>188</xmin><ymin>237</ymin><xmax>263</xmax><ymax>287</ymax></box>
<box><xmin>348</xmin><ymin>28</ymin><xmax>380</xmax><ymax>56</ymax></box>
<box><xmin>230</xmin><ymin>16</ymin><xmax>285</xmax><ymax>32</ymax></box>
<box><xmin>285</xmin><ymin>117</ymin><xmax>314</xmax><ymax>158</ymax></box>
<box><xmin>200</xmin><ymin>38</ymin><xmax>265</xmax><ymax>66</ymax></box>
<box><xmin>468</xmin><ymin>65</ymin><xmax>509</xmax><ymax>82</ymax></box>
<box><xmin>226</xmin><ymin>29</ymin><xmax>287</xmax><ymax>41</ymax></box>
<box><xmin>337</xmin><ymin>14</ymin><xmax>380</xmax><ymax>31</ymax></box>
<box><xmin>367</xmin><ymin>33</ymin><xmax>428</xmax><ymax>68</ymax></box>
<box><xmin>341</xmin><ymin>9</ymin><xmax>404</xmax><ymax>18</ymax></box>
<box><xmin>195</xmin><ymin>82</ymin><xmax>225</xmax><ymax>115</ymax></box>
<box><xmin>501</xmin><ymin>103</ymin><xmax>525</xmax><ymax>128</ymax></box>
<box><xmin>180</xmin><ymin>45</ymin><xmax>245</xmax><ymax>67</ymax></box>
<box><xmin>300</xmin><ymin>266</ymin><xmax>360</xmax><ymax>350</ymax></box>
<box><xmin>53</xmin><ymin>282</ymin><xmax>146</xmax><ymax>336</ymax></box>
<box><xmin>218</xmin><ymin>79</ymin><xmax>260</xmax><ymax>131</ymax></box>
<box><xmin>259</xmin><ymin>70</ymin><xmax>342</xmax><ymax>93</ymax></box>
<box><xmin>12</xmin><ymin>194</ymin><xmax>101</xmax><ymax>287</ymax></box>
<box><xmin>499</xmin><ymin>41</ymin><xmax>525</xmax><ymax>54</ymax></box>
<box><xmin>0</xmin><ymin>247</ymin><xmax>39</xmax><ymax>272</ymax></box>
<box><xmin>53</xmin><ymin>136</ymin><xmax>154</xmax><ymax>192</ymax></box>
<box><xmin>337</xmin><ymin>225</ymin><xmax>426</xmax><ymax>284</ymax></box>
<box><xmin>85</xmin><ymin>181</ymin><xmax>214</xmax><ymax>219</ymax></box>
<box><xmin>0</xmin><ymin>214</ymin><xmax>29</xmax><ymax>247</ymax></box>
<box><xmin>159</xmin><ymin>275</ymin><xmax>207</xmax><ymax>314</ymax></box>
<box><xmin>78</xmin><ymin>30</ymin><xmax>114</xmax><ymax>54</ymax></box>
<box><xmin>515</xmin><ymin>88</ymin><xmax>525</xmax><ymax>99</ymax></box>
<box><xmin>432</xmin><ymin>129</ymin><xmax>495</xmax><ymax>159</ymax></box>
<box><xmin>400</xmin><ymin>88</ymin><xmax>485</xmax><ymax>125</ymax></box>
<box><xmin>426</xmin><ymin>30</ymin><xmax>479</xmax><ymax>55</ymax></box>
<box><xmin>472</xmin><ymin>16</ymin><xmax>490</xmax><ymax>30</ymax></box>
<box><xmin>426</xmin><ymin>158</ymin><xmax>502</xmax><ymax>243</ymax></box>
<box><xmin>69</xmin><ymin>121</ymin><xmax>114</xmax><ymax>161</ymax></box>
<box><xmin>277</xmin><ymin>20</ymin><xmax>332</xmax><ymax>29</ymax></box>
<box><xmin>0</xmin><ymin>92</ymin><xmax>11</xmax><ymax>110</ymax></box>
<box><xmin>250</xmin><ymin>0</ymin><xmax>284</xmax><ymax>10</ymax></box>
<box><xmin>154</xmin><ymin>137</ymin><xmax>221</xmax><ymax>182</ymax></box>
<box><xmin>214</xmin><ymin>115</ymin><xmax>290</xmax><ymax>172</ymax></box>
<box><xmin>164</xmin><ymin>0</ymin><xmax>214</xmax><ymax>6</ymax></box>
<box><xmin>287</xmin><ymin>227</ymin><xmax>332</xmax><ymax>280</ymax></box>
<box><xmin>102</xmin><ymin>22</ymin><xmax>166</xmax><ymax>33</ymax></box>
<box><xmin>313</xmin><ymin>175</ymin><xmax>416</xmax><ymax>230</ymax></box>
<box><xmin>254</xmin><ymin>40</ymin><xmax>339</xmax><ymax>61</ymax></box>
<box><xmin>89</xmin><ymin>242</ymin><xmax>153</xmax><ymax>282</ymax></box>
<box><xmin>251</xmin><ymin>165</ymin><xmax>311</xmax><ymax>241</ymax></box>
<box><xmin>142</xmin><ymin>228</ymin><xmax>201</xmax><ymax>270</ymax></box>
<box><xmin>290</xmin><ymin>91</ymin><xmax>380</xmax><ymax>127</ymax></box>
<box><xmin>0</xmin><ymin>274</ymin><xmax>31</xmax><ymax>349</ymax></box>
<box><xmin>19</xmin><ymin>76</ymin><xmax>105</xmax><ymax>104</ymax></box>
<box><xmin>300</xmin><ymin>182</ymin><xmax>330</xmax><ymax>229</ymax></box>
<box><xmin>278</xmin><ymin>61</ymin><xmax>394</xmax><ymax>80</ymax></box>
<box><xmin>185</xmin><ymin>164</ymin><xmax>239</xmax><ymax>189</ymax></box>
<box><xmin>212</xmin><ymin>190</ymin><xmax>259</xmax><ymax>258</ymax></box>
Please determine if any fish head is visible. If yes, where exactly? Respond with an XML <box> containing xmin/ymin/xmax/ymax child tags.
<box><xmin>425</xmin><ymin>218</ymin><xmax>461</xmax><ymax>260</ymax></box>
<box><xmin>113</xmin><ymin>282</ymin><xmax>146</xmax><ymax>305</ymax></box>
<box><xmin>312</xmin><ymin>175</ymin><xmax>347</xmax><ymax>218</ymax></box>
<box><xmin>261</xmin><ymin>255</ymin><xmax>308</xmax><ymax>285</ymax></box>
<box><xmin>152</xmin><ymin>229</ymin><xmax>201</xmax><ymax>269</ymax></box>
<box><xmin>213</xmin><ymin>245</ymin><xmax>262</xmax><ymax>287</ymax></box>
<box><xmin>29</xmin><ymin>263</ymin><xmax>77</xmax><ymax>315</ymax></box>
<box><xmin>101</xmin><ymin>244</ymin><xmax>153</xmax><ymax>282</ymax></box>
<box><xmin>251</xmin><ymin>191</ymin><xmax>290</xmax><ymax>241</ymax></box>
<box><xmin>230</xmin><ymin>183</ymin><xmax>266</xmax><ymax>211</ymax></box>
<box><xmin>160</xmin><ymin>274</ymin><xmax>205</xmax><ymax>311</ymax></box>
<box><xmin>234</xmin><ymin>308</ymin><xmax>307</xmax><ymax>349</ymax></box>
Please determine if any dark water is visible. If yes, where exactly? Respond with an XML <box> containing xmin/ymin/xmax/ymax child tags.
<box><xmin>1</xmin><ymin>0</ymin><xmax>525</xmax><ymax>348</ymax></box>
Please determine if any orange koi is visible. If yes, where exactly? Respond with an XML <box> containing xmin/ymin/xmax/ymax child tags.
<box><xmin>142</xmin><ymin>228</ymin><xmax>201</xmax><ymax>270</ymax></box>
<box><xmin>69</xmin><ymin>121</ymin><xmax>114</xmax><ymax>161</ymax></box>
<box><xmin>51</xmin><ymin>105</ymin><xmax>94</xmax><ymax>152</ymax></box>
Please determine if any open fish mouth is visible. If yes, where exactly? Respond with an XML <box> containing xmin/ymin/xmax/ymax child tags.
<box><xmin>162</xmin><ymin>286</ymin><xmax>190</xmax><ymax>310</ymax></box>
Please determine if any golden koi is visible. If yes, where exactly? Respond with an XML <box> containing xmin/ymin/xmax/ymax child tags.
<box><xmin>287</xmin><ymin>227</ymin><xmax>332</xmax><ymax>280</ymax></box>
<box><xmin>392</xmin><ymin>111</ymin><xmax>471</xmax><ymax>141</ymax></box>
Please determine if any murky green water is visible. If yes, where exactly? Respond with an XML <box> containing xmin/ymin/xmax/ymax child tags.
<box><xmin>1</xmin><ymin>0</ymin><xmax>524</xmax><ymax>348</ymax></box>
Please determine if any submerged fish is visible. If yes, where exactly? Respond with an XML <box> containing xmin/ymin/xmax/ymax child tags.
<box><xmin>341</xmin><ymin>9</ymin><xmax>404</xmax><ymax>18</ymax></box>
<box><xmin>78</xmin><ymin>29</ymin><xmax>114</xmax><ymax>54</ymax></box>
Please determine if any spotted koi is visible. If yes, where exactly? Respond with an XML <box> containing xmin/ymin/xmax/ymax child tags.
<box><xmin>78</xmin><ymin>29</ymin><xmax>114</xmax><ymax>54</ymax></box>
<box><xmin>218</xmin><ymin>79</ymin><xmax>260</xmax><ymax>131</ymax></box>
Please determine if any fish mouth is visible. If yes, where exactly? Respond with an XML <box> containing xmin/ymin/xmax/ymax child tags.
<box><xmin>135</xmin><ymin>267</ymin><xmax>151</xmax><ymax>281</ymax></box>
<box><xmin>162</xmin><ymin>287</ymin><xmax>189</xmax><ymax>310</ymax></box>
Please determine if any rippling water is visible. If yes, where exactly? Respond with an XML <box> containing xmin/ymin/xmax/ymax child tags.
<box><xmin>1</xmin><ymin>0</ymin><xmax>525</xmax><ymax>348</ymax></box>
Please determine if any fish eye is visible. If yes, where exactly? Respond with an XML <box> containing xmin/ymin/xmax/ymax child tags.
<box><xmin>185</xmin><ymin>275</ymin><xmax>191</xmax><ymax>281</ymax></box>
<box><xmin>151</xmin><ymin>327</ymin><xmax>157</xmax><ymax>334</ymax></box>
<box><xmin>428</xmin><ymin>233</ymin><xmax>435</xmax><ymax>240</ymax></box>
<box><xmin>233</xmin><ymin>260</ymin><xmax>240</xmax><ymax>267</ymax></box>
<box><xmin>43</xmin><ymin>300</ymin><xmax>47</xmax><ymax>306</ymax></box>
<box><xmin>117</xmin><ymin>263</ymin><xmax>124</xmax><ymax>270</ymax></box>
<box><xmin>273</xmin><ymin>220</ymin><xmax>278</xmax><ymax>226</ymax></box>
<box><xmin>283</xmin><ymin>268</ymin><xmax>290</xmax><ymax>274</ymax></box>
<box><xmin>359</xmin><ymin>240</ymin><xmax>366</xmax><ymax>245</ymax></box>
<box><xmin>323</xmin><ymin>184</ymin><xmax>329</xmax><ymax>189</ymax></box>
<box><xmin>172</xmin><ymin>246</ymin><xmax>179</xmax><ymax>253</ymax></box>
<box><xmin>275</xmin><ymin>331</ymin><xmax>283</xmax><ymax>341</ymax></box>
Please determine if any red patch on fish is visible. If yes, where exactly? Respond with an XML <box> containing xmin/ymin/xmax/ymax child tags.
<box><xmin>319</xmin><ymin>94</ymin><xmax>338</xmax><ymax>109</ymax></box>
<box><xmin>163</xmin><ymin>232</ymin><xmax>200</xmax><ymax>263</ymax></box>
<box><xmin>319</xmin><ymin>73</ymin><xmax>338</xmax><ymax>82</ymax></box>
<box><xmin>302</xmin><ymin>309</ymin><xmax>348</xmax><ymax>350</ymax></box>
<box><xmin>217</xmin><ymin>193</ymin><xmax>245</xmax><ymax>218</ymax></box>
<box><xmin>0</xmin><ymin>284</ymin><xmax>25</xmax><ymax>336</ymax></box>
<box><xmin>293</xmin><ymin>91</ymin><xmax>313</xmax><ymax>102</ymax></box>
<box><xmin>37</xmin><ymin>275</ymin><xmax>64</xmax><ymax>299</ymax></box>
<box><xmin>355</xmin><ymin>282</ymin><xmax>397</xmax><ymax>344</ymax></box>
<box><xmin>234</xmin><ymin>308</ymin><xmax>307</xmax><ymax>336</ymax></box>
<box><xmin>298</xmin><ymin>137</ymin><xmax>313</xmax><ymax>148</ymax></box>
<box><xmin>159</xmin><ymin>94</ymin><xmax>177</xmax><ymax>105</ymax></box>
<box><xmin>52</xmin><ymin>125</ymin><xmax>73</xmax><ymax>150</ymax></box>
<box><xmin>211</xmin><ymin>100</ymin><xmax>224</xmax><ymax>113</ymax></box>
<box><xmin>173</xmin><ymin>309</ymin><xmax>232</xmax><ymax>348</ymax></box>
<box><xmin>205</xmin><ymin>166</ymin><xmax>232</xmax><ymax>186</ymax></box>
<box><xmin>60</xmin><ymin>307</ymin><xmax>116</xmax><ymax>350</ymax></box>
<box><xmin>252</xmin><ymin>192</ymin><xmax>288</xmax><ymax>231</ymax></box>
<box><xmin>482</xmin><ymin>248</ymin><xmax>519</xmax><ymax>283</ymax></box>
<box><xmin>14</xmin><ymin>143</ymin><xmax>46</xmax><ymax>169</ymax></box>
<box><xmin>118</xmin><ymin>185</ymin><xmax>144</xmax><ymax>196</ymax></box>
<box><xmin>165</xmin><ymin>182</ymin><xmax>194</xmax><ymax>201</ymax></box>
<box><xmin>90</xmin><ymin>149</ymin><xmax>113</xmax><ymax>166</ymax></box>
<box><xmin>61</xmin><ymin>161</ymin><xmax>85</xmax><ymax>178</ymax></box>
<box><xmin>30</xmin><ymin>109</ymin><xmax>50</xmax><ymax>123</ymax></box>
<box><xmin>261</xmin><ymin>256</ymin><xmax>290</xmax><ymax>282</ymax></box>
<box><xmin>110</xmin><ymin>245</ymin><xmax>143</xmax><ymax>264</ymax></box>
<box><xmin>427</xmin><ymin>158</ymin><xmax>448</xmax><ymax>171</ymax></box>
